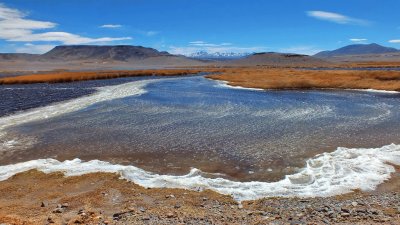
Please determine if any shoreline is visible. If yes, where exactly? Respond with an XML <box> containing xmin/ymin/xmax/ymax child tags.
<box><xmin>0</xmin><ymin>169</ymin><xmax>399</xmax><ymax>224</ymax></box>
<box><xmin>3</xmin><ymin>67</ymin><xmax>400</xmax><ymax>93</ymax></box>
<box><xmin>1</xmin><ymin>143</ymin><xmax>399</xmax><ymax>202</ymax></box>
<box><xmin>206</xmin><ymin>68</ymin><xmax>400</xmax><ymax>92</ymax></box>
<box><xmin>215</xmin><ymin>79</ymin><xmax>400</xmax><ymax>94</ymax></box>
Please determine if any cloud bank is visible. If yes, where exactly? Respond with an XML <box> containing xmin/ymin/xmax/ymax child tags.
<box><xmin>350</xmin><ymin>38</ymin><xmax>368</xmax><ymax>42</ymax></box>
<box><xmin>169</xmin><ymin>41</ymin><xmax>267</xmax><ymax>55</ymax></box>
<box><xmin>0</xmin><ymin>3</ymin><xmax>131</xmax><ymax>53</ymax></box>
<box><xmin>100</xmin><ymin>24</ymin><xmax>122</xmax><ymax>28</ymax></box>
<box><xmin>307</xmin><ymin>11</ymin><xmax>369</xmax><ymax>26</ymax></box>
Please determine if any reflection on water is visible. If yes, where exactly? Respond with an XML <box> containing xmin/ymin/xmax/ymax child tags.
<box><xmin>1</xmin><ymin>76</ymin><xmax>400</xmax><ymax>181</ymax></box>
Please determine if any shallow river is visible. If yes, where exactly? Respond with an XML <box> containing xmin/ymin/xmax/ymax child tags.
<box><xmin>1</xmin><ymin>75</ymin><xmax>400</xmax><ymax>200</ymax></box>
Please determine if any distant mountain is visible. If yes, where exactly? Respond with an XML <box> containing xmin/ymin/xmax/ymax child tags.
<box><xmin>0</xmin><ymin>53</ymin><xmax>39</xmax><ymax>61</ymax></box>
<box><xmin>314</xmin><ymin>43</ymin><xmax>399</xmax><ymax>58</ymax></box>
<box><xmin>41</xmin><ymin>45</ymin><xmax>172</xmax><ymax>61</ymax></box>
<box><xmin>189</xmin><ymin>51</ymin><xmax>250</xmax><ymax>59</ymax></box>
<box><xmin>224</xmin><ymin>52</ymin><xmax>331</xmax><ymax>67</ymax></box>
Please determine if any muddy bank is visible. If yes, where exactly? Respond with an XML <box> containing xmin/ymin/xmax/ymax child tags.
<box><xmin>0</xmin><ymin>170</ymin><xmax>399</xmax><ymax>224</ymax></box>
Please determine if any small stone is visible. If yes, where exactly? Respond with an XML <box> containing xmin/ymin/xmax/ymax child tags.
<box><xmin>341</xmin><ymin>207</ymin><xmax>351</xmax><ymax>213</ymax></box>
<box><xmin>61</xmin><ymin>203</ymin><xmax>69</xmax><ymax>208</ymax></box>
<box><xmin>341</xmin><ymin>213</ymin><xmax>350</xmax><ymax>217</ymax></box>
<box><xmin>103</xmin><ymin>221</ymin><xmax>110</xmax><ymax>224</ymax></box>
<box><xmin>166</xmin><ymin>212</ymin><xmax>175</xmax><ymax>218</ymax></box>
<box><xmin>41</xmin><ymin>201</ymin><xmax>48</xmax><ymax>207</ymax></box>
<box><xmin>174</xmin><ymin>204</ymin><xmax>181</xmax><ymax>209</ymax></box>
<box><xmin>202</xmin><ymin>197</ymin><xmax>208</xmax><ymax>201</ymax></box>
<box><xmin>52</xmin><ymin>208</ymin><xmax>64</xmax><ymax>213</ymax></box>
<box><xmin>47</xmin><ymin>216</ymin><xmax>54</xmax><ymax>223</ymax></box>
<box><xmin>238</xmin><ymin>204</ymin><xmax>243</xmax><ymax>209</ymax></box>
<box><xmin>142</xmin><ymin>216</ymin><xmax>150</xmax><ymax>220</ymax></box>
<box><xmin>351</xmin><ymin>202</ymin><xmax>358</xmax><ymax>207</ymax></box>
<box><xmin>139</xmin><ymin>207</ymin><xmax>146</xmax><ymax>212</ymax></box>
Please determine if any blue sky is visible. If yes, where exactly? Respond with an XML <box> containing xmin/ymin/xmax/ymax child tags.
<box><xmin>0</xmin><ymin>0</ymin><xmax>399</xmax><ymax>55</ymax></box>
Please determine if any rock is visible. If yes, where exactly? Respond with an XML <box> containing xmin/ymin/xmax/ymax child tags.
<box><xmin>103</xmin><ymin>221</ymin><xmax>110</xmax><ymax>224</ymax></box>
<box><xmin>341</xmin><ymin>213</ymin><xmax>350</xmax><ymax>217</ymax></box>
<box><xmin>61</xmin><ymin>203</ymin><xmax>69</xmax><ymax>208</ymax></box>
<box><xmin>139</xmin><ymin>207</ymin><xmax>146</xmax><ymax>212</ymax></box>
<box><xmin>41</xmin><ymin>201</ymin><xmax>48</xmax><ymax>207</ymax></box>
<box><xmin>142</xmin><ymin>216</ymin><xmax>150</xmax><ymax>220</ymax></box>
<box><xmin>351</xmin><ymin>202</ymin><xmax>358</xmax><ymax>207</ymax></box>
<box><xmin>166</xmin><ymin>212</ymin><xmax>175</xmax><ymax>218</ymax></box>
<box><xmin>47</xmin><ymin>216</ymin><xmax>54</xmax><ymax>223</ymax></box>
<box><xmin>52</xmin><ymin>208</ymin><xmax>64</xmax><ymax>213</ymax></box>
<box><xmin>174</xmin><ymin>204</ymin><xmax>181</xmax><ymax>209</ymax></box>
<box><xmin>238</xmin><ymin>204</ymin><xmax>243</xmax><ymax>209</ymax></box>
<box><xmin>202</xmin><ymin>197</ymin><xmax>208</xmax><ymax>201</ymax></box>
<box><xmin>341</xmin><ymin>207</ymin><xmax>351</xmax><ymax>213</ymax></box>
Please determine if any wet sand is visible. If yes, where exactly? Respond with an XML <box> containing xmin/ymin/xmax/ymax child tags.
<box><xmin>0</xmin><ymin>168</ymin><xmax>399</xmax><ymax>225</ymax></box>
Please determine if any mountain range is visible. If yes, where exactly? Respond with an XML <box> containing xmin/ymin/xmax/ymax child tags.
<box><xmin>1</xmin><ymin>43</ymin><xmax>400</xmax><ymax>72</ymax></box>
<box><xmin>189</xmin><ymin>51</ymin><xmax>250</xmax><ymax>59</ymax></box>
<box><xmin>314</xmin><ymin>43</ymin><xmax>399</xmax><ymax>58</ymax></box>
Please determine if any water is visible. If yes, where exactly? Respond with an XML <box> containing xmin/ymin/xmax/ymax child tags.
<box><xmin>1</xmin><ymin>76</ymin><xmax>400</xmax><ymax>183</ymax></box>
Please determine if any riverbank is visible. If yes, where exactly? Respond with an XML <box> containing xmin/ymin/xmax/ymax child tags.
<box><xmin>206</xmin><ymin>68</ymin><xmax>400</xmax><ymax>91</ymax></box>
<box><xmin>0</xmin><ymin>69</ymin><xmax>213</xmax><ymax>84</ymax></box>
<box><xmin>3</xmin><ymin>68</ymin><xmax>400</xmax><ymax>93</ymax></box>
<box><xmin>0</xmin><ymin>169</ymin><xmax>399</xmax><ymax>224</ymax></box>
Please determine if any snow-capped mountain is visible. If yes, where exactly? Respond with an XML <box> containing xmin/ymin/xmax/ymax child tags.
<box><xmin>189</xmin><ymin>51</ymin><xmax>251</xmax><ymax>59</ymax></box>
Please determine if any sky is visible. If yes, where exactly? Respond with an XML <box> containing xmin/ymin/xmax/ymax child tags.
<box><xmin>0</xmin><ymin>0</ymin><xmax>399</xmax><ymax>55</ymax></box>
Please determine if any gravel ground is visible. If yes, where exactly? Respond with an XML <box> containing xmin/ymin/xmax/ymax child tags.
<box><xmin>0</xmin><ymin>170</ymin><xmax>399</xmax><ymax>225</ymax></box>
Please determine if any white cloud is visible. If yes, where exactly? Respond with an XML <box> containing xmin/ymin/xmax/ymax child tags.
<box><xmin>100</xmin><ymin>24</ymin><xmax>122</xmax><ymax>28</ymax></box>
<box><xmin>350</xmin><ymin>38</ymin><xmax>368</xmax><ymax>42</ymax></box>
<box><xmin>278</xmin><ymin>46</ymin><xmax>323</xmax><ymax>55</ymax></box>
<box><xmin>0</xmin><ymin>3</ymin><xmax>132</xmax><ymax>50</ymax></box>
<box><xmin>389</xmin><ymin>40</ymin><xmax>400</xmax><ymax>43</ymax></box>
<box><xmin>10</xmin><ymin>32</ymin><xmax>131</xmax><ymax>44</ymax></box>
<box><xmin>188</xmin><ymin>41</ymin><xmax>233</xmax><ymax>47</ymax></box>
<box><xmin>307</xmin><ymin>11</ymin><xmax>369</xmax><ymax>25</ymax></box>
<box><xmin>169</xmin><ymin>41</ymin><xmax>267</xmax><ymax>55</ymax></box>
<box><xmin>143</xmin><ymin>31</ymin><xmax>158</xmax><ymax>36</ymax></box>
<box><xmin>136</xmin><ymin>30</ymin><xmax>159</xmax><ymax>37</ymax></box>
<box><xmin>15</xmin><ymin>43</ymin><xmax>55</xmax><ymax>54</ymax></box>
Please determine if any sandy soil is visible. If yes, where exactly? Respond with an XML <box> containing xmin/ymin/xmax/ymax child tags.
<box><xmin>0</xmin><ymin>169</ymin><xmax>399</xmax><ymax>225</ymax></box>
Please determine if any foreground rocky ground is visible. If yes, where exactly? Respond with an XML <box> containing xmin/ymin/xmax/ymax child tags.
<box><xmin>0</xmin><ymin>170</ymin><xmax>399</xmax><ymax>225</ymax></box>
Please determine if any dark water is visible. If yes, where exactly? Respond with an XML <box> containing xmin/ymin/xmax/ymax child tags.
<box><xmin>0</xmin><ymin>76</ymin><xmax>179</xmax><ymax>117</ymax></box>
<box><xmin>1</xmin><ymin>76</ymin><xmax>400</xmax><ymax>181</ymax></box>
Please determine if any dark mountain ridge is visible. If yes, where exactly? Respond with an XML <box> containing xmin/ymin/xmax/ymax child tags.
<box><xmin>41</xmin><ymin>45</ymin><xmax>172</xmax><ymax>61</ymax></box>
<box><xmin>314</xmin><ymin>43</ymin><xmax>399</xmax><ymax>58</ymax></box>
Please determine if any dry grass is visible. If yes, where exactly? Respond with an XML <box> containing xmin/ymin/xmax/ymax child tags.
<box><xmin>338</xmin><ymin>61</ymin><xmax>400</xmax><ymax>68</ymax></box>
<box><xmin>206</xmin><ymin>68</ymin><xmax>400</xmax><ymax>91</ymax></box>
<box><xmin>2</xmin><ymin>66</ymin><xmax>400</xmax><ymax>92</ymax></box>
<box><xmin>0</xmin><ymin>69</ymin><xmax>213</xmax><ymax>84</ymax></box>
